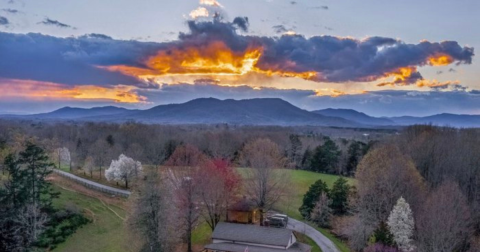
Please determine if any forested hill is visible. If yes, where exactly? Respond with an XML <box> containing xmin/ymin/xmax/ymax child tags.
<box><xmin>2</xmin><ymin>98</ymin><xmax>358</xmax><ymax>127</ymax></box>
<box><xmin>3</xmin><ymin>98</ymin><xmax>480</xmax><ymax>128</ymax></box>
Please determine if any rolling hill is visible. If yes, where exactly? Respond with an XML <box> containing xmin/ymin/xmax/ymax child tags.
<box><xmin>3</xmin><ymin>98</ymin><xmax>357</xmax><ymax>127</ymax></box>
<box><xmin>312</xmin><ymin>108</ymin><xmax>395</xmax><ymax>126</ymax></box>
<box><xmin>126</xmin><ymin>98</ymin><xmax>355</xmax><ymax>126</ymax></box>
<box><xmin>3</xmin><ymin>98</ymin><xmax>480</xmax><ymax>128</ymax></box>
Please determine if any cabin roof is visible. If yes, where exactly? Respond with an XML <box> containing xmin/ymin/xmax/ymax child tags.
<box><xmin>212</xmin><ymin>222</ymin><xmax>293</xmax><ymax>247</ymax></box>
<box><xmin>205</xmin><ymin>241</ymin><xmax>311</xmax><ymax>252</ymax></box>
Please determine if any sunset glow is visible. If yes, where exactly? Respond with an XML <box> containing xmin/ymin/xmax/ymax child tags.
<box><xmin>0</xmin><ymin>79</ymin><xmax>144</xmax><ymax>103</ymax></box>
<box><xmin>429</xmin><ymin>54</ymin><xmax>454</xmax><ymax>66</ymax></box>
<box><xmin>103</xmin><ymin>41</ymin><xmax>317</xmax><ymax>86</ymax></box>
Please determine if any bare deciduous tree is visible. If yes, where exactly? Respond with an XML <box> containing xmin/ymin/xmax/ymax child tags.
<box><xmin>126</xmin><ymin>171</ymin><xmax>177</xmax><ymax>252</ymax></box>
<box><xmin>82</xmin><ymin>156</ymin><xmax>95</xmax><ymax>177</ymax></box>
<box><xmin>417</xmin><ymin>181</ymin><xmax>472</xmax><ymax>252</ymax></box>
<box><xmin>239</xmin><ymin>138</ymin><xmax>288</xmax><ymax>225</ymax></box>
<box><xmin>356</xmin><ymin>144</ymin><xmax>426</xmax><ymax>224</ymax></box>
<box><xmin>310</xmin><ymin>192</ymin><xmax>332</xmax><ymax>228</ymax></box>
<box><xmin>165</xmin><ymin>144</ymin><xmax>209</xmax><ymax>252</ymax></box>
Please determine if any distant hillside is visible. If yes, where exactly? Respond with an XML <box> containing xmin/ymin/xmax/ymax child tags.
<box><xmin>3</xmin><ymin>99</ymin><xmax>480</xmax><ymax>128</ymax></box>
<box><xmin>389</xmin><ymin>113</ymin><xmax>480</xmax><ymax>128</ymax></box>
<box><xmin>123</xmin><ymin>98</ymin><xmax>356</xmax><ymax>126</ymax></box>
<box><xmin>27</xmin><ymin>106</ymin><xmax>135</xmax><ymax>120</ymax></box>
<box><xmin>313</xmin><ymin>108</ymin><xmax>395</xmax><ymax>126</ymax></box>
<box><xmin>313</xmin><ymin>108</ymin><xmax>480</xmax><ymax>128</ymax></box>
<box><xmin>4</xmin><ymin>98</ymin><xmax>358</xmax><ymax>127</ymax></box>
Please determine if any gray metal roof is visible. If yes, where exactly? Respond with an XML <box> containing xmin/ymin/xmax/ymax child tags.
<box><xmin>205</xmin><ymin>242</ymin><xmax>311</xmax><ymax>252</ymax></box>
<box><xmin>212</xmin><ymin>222</ymin><xmax>293</xmax><ymax>247</ymax></box>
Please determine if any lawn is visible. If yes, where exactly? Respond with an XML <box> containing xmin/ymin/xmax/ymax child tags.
<box><xmin>51</xmin><ymin>185</ymin><xmax>129</xmax><ymax>252</ymax></box>
<box><xmin>277</xmin><ymin>169</ymin><xmax>355</xmax><ymax>219</ymax></box>
<box><xmin>239</xmin><ymin>168</ymin><xmax>354</xmax><ymax>252</ymax></box>
<box><xmin>279</xmin><ymin>170</ymin><xmax>354</xmax><ymax>252</ymax></box>
<box><xmin>50</xmin><ymin>168</ymin><xmax>353</xmax><ymax>252</ymax></box>
<box><xmin>295</xmin><ymin>232</ymin><xmax>322</xmax><ymax>252</ymax></box>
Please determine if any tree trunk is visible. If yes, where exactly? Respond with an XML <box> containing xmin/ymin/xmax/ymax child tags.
<box><xmin>187</xmin><ymin>216</ymin><xmax>192</xmax><ymax>252</ymax></box>
<box><xmin>260</xmin><ymin>208</ymin><xmax>264</xmax><ymax>226</ymax></box>
<box><xmin>125</xmin><ymin>179</ymin><xmax>129</xmax><ymax>189</ymax></box>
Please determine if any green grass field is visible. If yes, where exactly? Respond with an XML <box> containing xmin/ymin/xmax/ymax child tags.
<box><xmin>50</xmin><ymin>168</ymin><xmax>352</xmax><ymax>252</ymax></box>
<box><xmin>51</xmin><ymin>186</ymin><xmax>129</xmax><ymax>252</ymax></box>
<box><xmin>276</xmin><ymin>169</ymin><xmax>355</xmax><ymax>220</ymax></box>
<box><xmin>277</xmin><ymin>170</ymin><xmax>354</xmax><ymax>252</ymax></box>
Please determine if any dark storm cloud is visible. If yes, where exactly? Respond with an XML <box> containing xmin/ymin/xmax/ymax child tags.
<box><xmin>0</xmin><ymin>17</ymin><xmax>475</xmax><ymax>88</ymax></box>
<box><xmin>2</xmin><ymin>8</ymin><xmax>19</xmax><ymax>14</ymax></box>
<box><xmin>174</xmin><ymin>20</ymin><xmax>474</xmax><ymax>84</ymax></box>
<box><xmin>82</xmin><ymin>33</ymin><xmax>113</xmax><ymax>40</ymax></box>
<box><xmin>38</xmin><ymin>18</ymin><xmax>75</xmax><ymax>29</ymax></box>
<box><xmin>232</xmin><ymin>17</ymin><xmax>249</xmax><ymax>32</ymax></box>
<box><xmin>272</xmin><ymin>25</ymin><xmax>288</xmax><ymax>34</ymax></box>
<box><xmin>0</xmin><ymin>32</ymin><xmax>165</xmax><ymax>85</ymax></box>
<box><xmin>0</xmin><ymin>16</ymin><xmax>9</xmax><ymax>25</ymax></box>
<box><xmin>259</xmin><ymin>36</ymin><xmax>473</xmax><ymax>83</ymax></box>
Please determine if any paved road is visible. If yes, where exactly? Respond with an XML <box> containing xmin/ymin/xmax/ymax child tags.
<box><xmin>287</xmin><ymin>217</ymin><xmax>340</xmax><ymax>252</ymax></box>
<box><xmin>52</xmin><ymin>169</ymin><xmax>131</xmax><ymax>197</ymax></box>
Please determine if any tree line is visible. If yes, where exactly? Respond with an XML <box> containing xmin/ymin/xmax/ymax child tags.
<box><xmin>317</xmin><ymin>125</ymin><xmax>480</xmax><ymax>252</ymax></box>
<box><xmin>0</xmin><ymin>120</ymin><xmax>377</xmax><ymax>179</ymax></box>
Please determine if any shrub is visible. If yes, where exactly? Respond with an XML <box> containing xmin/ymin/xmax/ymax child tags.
<box><xmin>299</xmin><ymin>179</ymin><xmax>329</xmax><ymax>219</ymax></box>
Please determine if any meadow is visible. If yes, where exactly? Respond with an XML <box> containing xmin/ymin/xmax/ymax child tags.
<box><xmin>47</xmin><ymin>169</ymin><xmax>354</xmax><ymax>252</ymax></box>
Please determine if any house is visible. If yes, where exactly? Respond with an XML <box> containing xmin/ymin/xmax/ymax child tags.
<box><xmin>227</xmin><ymin>197</ymin><xmax>260</xmax><ymax>224</ymax></box>
<box><xmin>203</xmin><ymin>222</ymin><xmax>312</xmax><ymax>252</ymax></box>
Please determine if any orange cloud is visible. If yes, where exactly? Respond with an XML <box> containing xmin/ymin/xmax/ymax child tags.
<box><xmin>189</xmin><ymin>7</ymin><xmax>209</xmax><ymax>19</ymax></box>
<box><xmin>101</xmin><ymin>41</ymin><xmax>317</xmax><ymax>87</ymax></box>
<box><xmin>314</xmin><ymin>89</ymin><xmax>368</xmax><ymax>97</ymax></box>
<box><xmin>0</xmin><ymin>78</ymin><xmax>145</xmax><ymax>103</ymax></box>
<box><xmin>415</xmin><ymin>79</ymin><xmax>460</xmax><ymax>88</ymax></box>
<box><xmin>428</xmin><ymin>54</ymin><xmax>454</xmax><ymax>66</ymax></box>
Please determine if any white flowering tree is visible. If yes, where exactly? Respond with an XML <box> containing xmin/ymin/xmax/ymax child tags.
<box><xmin>105</xmin><ymin>154</ymin><xmax>142</xmax><ymax>189</ymax></box>
<box><xmin>387</xmin><ymin>197</ymin><xmax>416</xmax><ymax>252</ymax></box>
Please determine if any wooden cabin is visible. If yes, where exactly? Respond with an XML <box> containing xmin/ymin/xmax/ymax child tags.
<box><xmin>227</xmin><ymin>197</ymin><xmax>260</xmax><ymax>224</ymax></box>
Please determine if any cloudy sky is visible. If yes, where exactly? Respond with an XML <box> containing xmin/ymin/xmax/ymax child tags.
<box><xmin>0</xmin><ymin>0</ymin><xmax>478</xmax><ymax>116</ymax></box>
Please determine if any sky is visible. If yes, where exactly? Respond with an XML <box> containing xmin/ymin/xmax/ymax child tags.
<box><xmin>0</xmin><ymin>0</ymin><xmax>479</xmax><ymax>116</ymax></box>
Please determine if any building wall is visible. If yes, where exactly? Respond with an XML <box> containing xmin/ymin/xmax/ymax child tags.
<box><xmin>227</xmin><ymin>210</ymin><xmax>250</xmax><ymax>223</ymax></box>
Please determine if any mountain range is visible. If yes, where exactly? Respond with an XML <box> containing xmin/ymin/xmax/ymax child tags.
<box><xmin>2</xmin><ymin>98</ymin><xmax>480</xmax><ymax>128</ymax></box>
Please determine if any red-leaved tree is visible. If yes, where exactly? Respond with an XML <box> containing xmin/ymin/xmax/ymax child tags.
<box><xmin>196</xmin><ymin>159</ymin><xmax>241</xmax><ymax>231</ymax></box>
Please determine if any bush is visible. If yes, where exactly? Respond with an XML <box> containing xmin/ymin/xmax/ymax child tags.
<box><xmin>364</xmin><ymin>243</ymin><xmax>399</xmax><ymax>252</ymax></box>
<box><xmin>299</xmin><ymin>179</ymin><xmax>329</xmax><ymax>219</ymax></box>
<box><xmin>330</xmin><ymin>177</ymin><xmax>351</xmax><ymax>215</ymax></box>
<box><xmin>369</xmin><ymin>222</ymin><xmax>395</xmax><ymax>247</ymax></box>
<box><xmin>35</xmin><ymin>203</ymin><xmax>91</xmax><ymax>249</ymax></box>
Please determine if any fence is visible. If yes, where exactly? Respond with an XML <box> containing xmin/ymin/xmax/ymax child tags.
<box><xmin>52</xmin><ymin>169</ymin><xmax>131</xmax><ymax>198</ymax></box>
